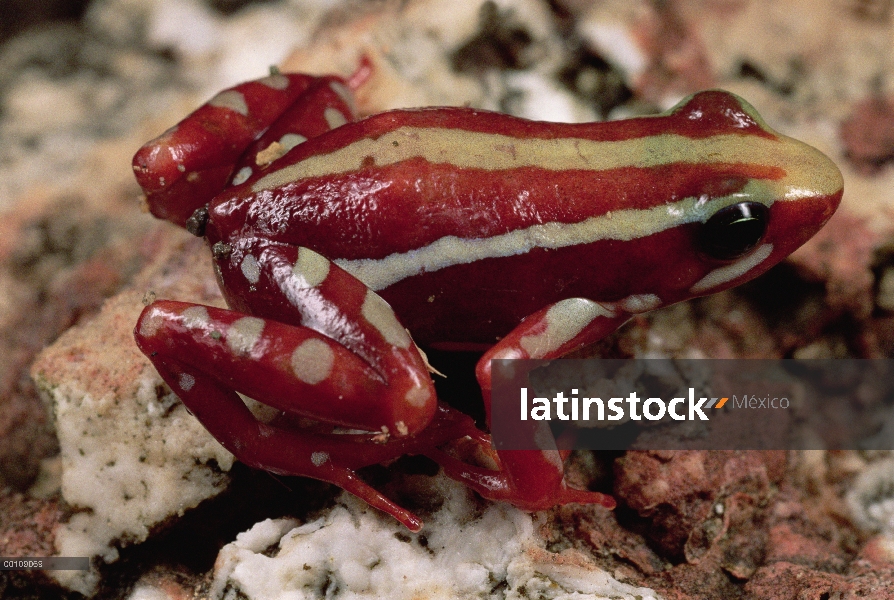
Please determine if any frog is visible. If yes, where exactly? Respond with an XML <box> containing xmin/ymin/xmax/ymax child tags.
<box><xmin>132</xmin><ymin>70</ymin><xmax>842</xmax><ymax>530</ymax></box>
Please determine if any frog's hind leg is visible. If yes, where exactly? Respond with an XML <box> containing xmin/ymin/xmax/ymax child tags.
<box><xmin>143</xmin><ymin>358</ymin><xmax>423</xmax><ymax>531</ymax></box>
<box><xmin>136</xmin><ymin>298</ymin><xmax>435</xmax><ymax>448</ymax></box>
<box><xmin>136</xmin><ymin>299</ymin><xmax>445</xmax><ymax>530</ymax></box>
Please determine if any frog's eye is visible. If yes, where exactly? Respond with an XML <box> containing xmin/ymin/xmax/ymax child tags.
<box><xmin>699</xmin><ymin>201</ymin><xmax>769</xmax><ymax>261</ymax></box>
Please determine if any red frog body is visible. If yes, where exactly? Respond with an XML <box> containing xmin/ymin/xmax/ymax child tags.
<box><xmin>133</xmin><ymin>70</ymin><xmax>842</xmax><ymax>530</ymax></box>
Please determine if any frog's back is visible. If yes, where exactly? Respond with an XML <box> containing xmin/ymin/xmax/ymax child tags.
<box><xmin>205</xmin><ymin>92</ymin><xmax>841</xmax><ymax>345</ymax></box>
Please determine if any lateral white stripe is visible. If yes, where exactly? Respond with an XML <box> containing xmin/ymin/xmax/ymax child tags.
<box><xmin>689</xmin><ymin>243</ymin><xmax>773</xmax><ymax>293</ymax></box>
<box><xmin>335</xmin><ymin>191</ymin><xmax>755</xmax><ymax>291</ymax></box>
<box><xmin>519</xmin><ymin>299</ymin><xmax>615</xmax><ymax>357</ymax></box>
<box><xmin>251</xmin><ymin>127</ymin><xmax>842</xmax><ymax>199</ymax></box>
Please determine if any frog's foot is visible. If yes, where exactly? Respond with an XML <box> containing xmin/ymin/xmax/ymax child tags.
<box><xmin>425</xmin><ymin>445</ymin><xmax>615</xmax><ymax>510</ymax></box>
<box><xmin>418</xmin><ymin>404</ymin><xmax>616</xmax><ymax>511</ymax></box>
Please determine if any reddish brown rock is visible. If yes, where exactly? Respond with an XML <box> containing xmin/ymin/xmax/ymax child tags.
<box><xmin>0</xmin><ymin>488</ymin><xmax>65</xmax><ymax>590</ymax></box>
<box><xmin>789</xmin><ymin>211</ymin><xmax>880</xmax><ymax>322</ymax></box>
<box><xmin>841</xmin><ymin>94</ymin><xmax>894</xmax><ymax>175</ymax></box>
<box><xmin>637</xmin><ymin>0</ymin><xmax>715</xmax><ymax>99</ymax></box>
<box><xmin>745</xmin><ymin>559</ymin><xmax>894</xmax><ymax>600</ymax></box>
<box><xmin>553</xmin><ymin>503</ymin><xmax>667</xmax><ymax>577</ymax></box>
<box><xmin>0</xmin><ymin>489</ymin><xmax>62</xmax><ymax>558</ymax></box>
<box><xmin>614</xmin><ymin>450</ymin><xmax>785</xmax><ymax>561</ymax></box>
<box><xmin>0</xmin><ymin>191</ymin><xmax>156</xmax><ymax>491</ymax></box>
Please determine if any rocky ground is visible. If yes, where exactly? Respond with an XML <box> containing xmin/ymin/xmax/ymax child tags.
<box><xmin>2</xmin><ymin>0</ymin><xmax>894</xmax><ymax>598</ymax></box>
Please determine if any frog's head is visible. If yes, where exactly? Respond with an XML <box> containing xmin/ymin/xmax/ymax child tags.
<box><xmin>622</xmin><ymin>91</ymin><xmax>842</xmax><ymax>308</ymax></box>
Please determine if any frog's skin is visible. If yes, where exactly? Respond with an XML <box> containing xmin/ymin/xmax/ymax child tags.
<box><xmin>132</xmin><ymin>71</ymin><xmax>842</xmax><ymax>530</ymax></box>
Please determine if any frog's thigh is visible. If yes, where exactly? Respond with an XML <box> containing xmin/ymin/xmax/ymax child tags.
<box><xmin>136</xmin><ymin>299</ymin><xmax>434</xmax><ymax>437</ymax></box>
<box><xmin>223</xmin><ymin>243</ymin><xmax>419</xmax><ymax>362</ymax></box>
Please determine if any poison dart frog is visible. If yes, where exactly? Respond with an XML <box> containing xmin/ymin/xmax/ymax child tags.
<box><xmin>132</xmin><ymin>70</ymin><xmax>842</xmax><ymax>530</ymax></box>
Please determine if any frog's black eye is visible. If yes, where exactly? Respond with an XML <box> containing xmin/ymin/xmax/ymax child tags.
<box><xmin>699</xmin><ymin>201</ymin><xmax>769</xmax><ymax>261</ymax></box>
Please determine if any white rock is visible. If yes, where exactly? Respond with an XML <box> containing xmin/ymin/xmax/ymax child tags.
<box><xmin>211</xmin><ymin>476</ymin><xmax>661</xmax><ymax>600</ymax></box>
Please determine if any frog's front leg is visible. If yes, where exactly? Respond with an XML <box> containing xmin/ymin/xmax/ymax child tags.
<box><xmin>427</xmin><ymin>298</ymin><xmax>632</xmax><ymax>510</ymax></box>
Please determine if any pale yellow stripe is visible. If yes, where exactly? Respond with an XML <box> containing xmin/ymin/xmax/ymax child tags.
<box><xmin>335</xmin><ymin>185</ymin><xmax>765</xmax><ymax>291</ymax></box>
<box><xmin>260</xmin><ymin>120</ymin><xmax>841</xmax><ymax>292</ymax></box>
<box><xmin>252</xmin><ymin>127</ymin><xmax>842</xmax><ymax>199</ymax></box>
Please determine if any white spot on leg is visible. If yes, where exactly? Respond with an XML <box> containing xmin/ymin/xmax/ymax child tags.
<box><xmin>138</xmin><ymin>309</ymin><xmax>165</xmax><ymax>338</ymax></box>
<box><xmin>491</xmin><ymin>357</ymin><xmax>520</xmax><ymax>381</ymax></box>
<box><xmin>181</xmin><ymin>306</ymin><xmax>211</xmax><ymax>329</ymax></box>
<box><xmin>179</xmin><ymin>373</ymin><xmax>195</xmax><ymax>391</ymax></box>
<box><xmin>618</xmin><ymin>293</ymin><xmax>662</xmax><ymax>314</ymax></box>
<box><xmin>258</xmin><ymin>73</ymin><xmax>289</xmax><ymax>90</ymax></box>
<box><xmin>227</xmin><ymin>317</ymin><xmax>265</xmax><ymax>356</ymax></box>
<box><xmin>541</xmin><ymin>449</ymin><xmax>564</xmax><ymax>471</ymax></box>
<box><xmin>279</xmin><ymin>133</ymin><xmax>307</xmax><ymax>151</ymax></box>
<box><xmin>491</xmin><ymin>347</ymin><xmax>525</xmax><ymax>360</ymax></box>
<box><xmin>324</xmin><ymin>107</ymin><xmax>347</xmax><ymax>129</ymax></box>
<box><xmin>292</xmin><ymin>248</ymin><xmax>330</xmax><ymax>287</ymax></box>
<box><xmin>232</xmin><ymin>166</ymin><xmax>252</xmax><ymax>185</ymax></box>
<box><xmin>532</xmin><ymin>422</ymin><xmax>563</xmax><ymax>469</ymax></box>
<box><xmin>241</xmin><ymin>255</ymin><xmax>260</xmax><ymax>284</ymax></box>
<box><xmin>404</xmin><ymin>385</ymin><xmax>431</xmax><ymax>408</ymax></box>
<box><xmin>291</xmin><ymin>338</ymin><xmax>334</xmax><ymax>384</ymax></box>
<box><xmin>519</xmin><ymin>298</ymin><xmax>616</xmax><ymax>357</ymax></box>
<box><xmin>254</xmin><ymin>133</ymin><xmax>307</xmax><ymax>166</ymax></box>
<box><xmin>690</xmin><ymin>243</ymin><xmax>773</xmax><ymax>294</ymax></box>
<box><xmin>534</xmin><ymin>421</ymin><xmax>562</xmax><ymax>460</ymax></box>
<box><xmin>360</xmin><ymin>290</ymin><xmax>411</xmax><ymax>349</ymax></box>
<box><xmin>310</xmin><ymin>451</ymin><xmax>329</xmax><ymax>466</ymax></box>
<box><xmin>533</xmin><ymin>422</ymin><xmax>558</xmax><ymax>452</ymax></box>
<box><xmin>209</xmin><ymin>90</ymin><xmax>249</xmax><ymax>116</ymax></box>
